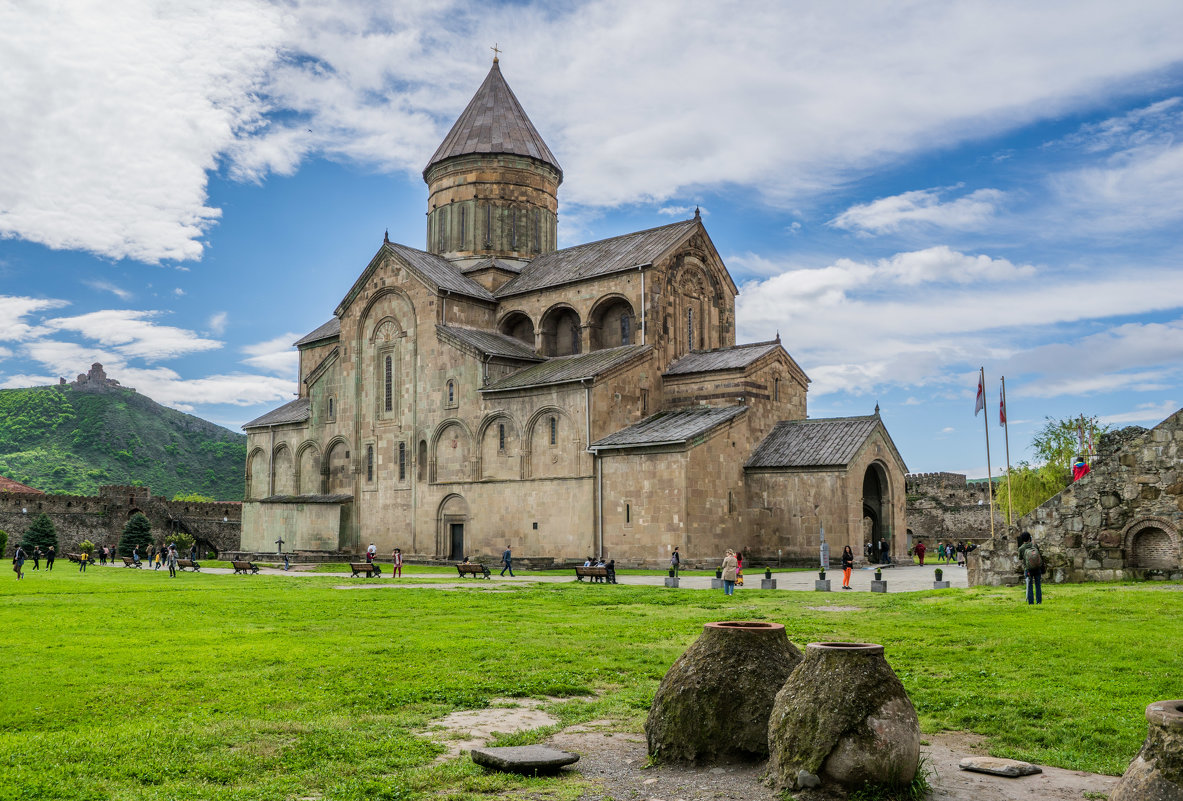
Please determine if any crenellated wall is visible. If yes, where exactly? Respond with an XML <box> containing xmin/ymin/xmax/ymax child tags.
<box><xmin>0</xmin><ymin>485</ymin><xmax>241</xmax><ymax>556</ymax></box>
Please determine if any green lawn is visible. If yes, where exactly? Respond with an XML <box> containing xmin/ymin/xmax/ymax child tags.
<box><xmin>1</xmin><ymin>569</ymin><xmax>1179</xmax><ymax>800</ymax></box>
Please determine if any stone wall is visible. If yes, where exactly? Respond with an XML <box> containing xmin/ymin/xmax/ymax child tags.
<box><xmin>969</xmin><ymin>409</ymin><xmax>1183</xmax><ymax>586</ymax></box>
<box><xmin>905</xmin><ymin>471</ymin><xmax>1001</xmax><ymax>547</ymax></box>
<box><xmin>0</xmin><ymin>485</ymin><xmax>241</xmax><ymax>556</ymax></box>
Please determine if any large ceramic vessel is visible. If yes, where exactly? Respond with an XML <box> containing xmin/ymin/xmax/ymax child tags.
<box><xmin>1111</xmin><ymin>700</ymin><xmax>1183</xmax><ymax>801</ymax></box>
<box><xmin>645</xmin><ymin>621</ymin><xmax>803</xmax><ymax>763</ymax></box>
<box><xmin>768</xmin><ymin>642</ymin><xmax>920</xmax><ymax>790</ymax></box>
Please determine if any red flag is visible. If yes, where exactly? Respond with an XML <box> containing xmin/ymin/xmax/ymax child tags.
<box><xmin>974</xmin><ymin>371</ymin><xmax>985</xmax><ymax>416</ymax></box>
<box><xmin>999</xmin><ymin>393</ymin><xmax>1006</xmax><ymax>426</ymax></box>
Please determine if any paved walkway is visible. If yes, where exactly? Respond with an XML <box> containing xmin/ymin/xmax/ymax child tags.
<box><xmin>129</xmin><ymin>561</ymin><xmax>970</xmax><ymax>593</ymax></box>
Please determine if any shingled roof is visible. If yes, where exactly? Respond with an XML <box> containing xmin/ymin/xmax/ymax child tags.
<box><xmin>0</xmin><ymin>475</ymin><xmax>43</xmax><ymax>494</ymax></box>
<box><xmin>495</xmin><ymin>219</ymin><xmax>699</xmax><ymax>297</ymax></box>
<box><xmin>482</xmin><ymin>345</ymin><xmax>649</xmax><ymax>392</ymax></box>
<box><xmin>383</xmin><ymin>242</ymin><xmax>496</xmax><ymax>301</ymax></box>
<box><xmin>591</xmin><ymin>405</ymin><xmax>747</xmax><ymax>450</ymax></box>
<box><xmin>294</xmin><ymin>318</ymin><xmax>340</xmax><ymax>347</ymax></box>
<box><xmin>424</xmin><ymin>60</ymin><xmax>562</xmax><ymax>179</ymax></box>
<box><xmin>745</xmin><ymin>415</ymin><xmax>901</xmax><ymax>470</ymax></box>
<box><xmin>665</xmin><ymin>340</ymin><xmax>782</xmax><ymax>375</ymax></box>
<box><xmin>437</xmin><ymin>325</ymin><xmax>543</xmax><ymax>361</ymax></box>
<box><xmin>459</xmin><ymin>257</ymin><xmax>524</xmax><ymax>275</ymax></box>
<box><xmin>242</xmin><ymin>398</ymin><xmax>311</xmax><ymax>430</ymax></box>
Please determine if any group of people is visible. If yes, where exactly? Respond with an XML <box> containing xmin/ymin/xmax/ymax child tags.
<box><xmin>911</xmin><ymin>540</ymin><xmax>973</xmax><ymax>566</ymax></box>
<box><xmin>362</xmin><ymin>544</ymin><xmax>404</xmax><ymax>578</ymax></box>
<box><xmin>863</xmin><ymin>539</ymin><xmax>893</xmax><ymax>564</ymax></box>
<box><xmin>718</xmin><ymin>549</ymin><xmax>749</xmax><ymax>594</ymax></box>
<box><xmin>10</xmin><ymin>545</ymin><xmax>55</xmax><ymax>578</ymax></box>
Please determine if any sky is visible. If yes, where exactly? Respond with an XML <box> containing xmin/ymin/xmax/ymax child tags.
<box><xmin>2</xmin><ymin>0</ymin><xmax>1182</xmax><ymax>478</ymax></box>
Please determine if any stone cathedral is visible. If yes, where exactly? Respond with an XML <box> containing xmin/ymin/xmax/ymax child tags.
<box><xmin>240</xmin><ymin>59</ymin><xmax>908</xmax><ymax>566</ymax></box>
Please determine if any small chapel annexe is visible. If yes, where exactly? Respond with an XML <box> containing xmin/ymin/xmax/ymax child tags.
<box><xmin>239</xmin><ymin>58</ymin><xmax>907</xmax><ymax>567</ymax></box>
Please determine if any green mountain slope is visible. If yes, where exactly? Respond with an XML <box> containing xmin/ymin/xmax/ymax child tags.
<box><xmin>0</xmin><ymin>384</ymin><xmax>245</xmax><ymax>500</ymax></box>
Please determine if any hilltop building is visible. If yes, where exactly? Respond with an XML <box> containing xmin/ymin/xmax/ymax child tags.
<box><xmin>239</xmin><ymin>59</ymin><xmax>907</xmax><ymax>566</ymax></box>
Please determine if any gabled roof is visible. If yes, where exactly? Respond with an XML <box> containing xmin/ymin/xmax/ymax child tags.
<box><xmin>495</xmin><ymin>219</ymin><xmax>701</xmax><ymax>297</ymax></box>
<box><xmin>745</xmin><ymin>415</ymin><xmax>904</xmax><ymax>470</ymax></box>
<box><xmin>0</xmin><ymin>475</ymin><xmax>43</xmax><ymax>494</ymax></box>
<box><xmin>665</xmin><ymin>340</ymin><xmax>782</xmax><ymax>375</ymax></box>
<box><xmin>460</xmin><ymin>257</ymin><xmax>524</xmax><ymax>275</ymax></box>
<box><xmin>383</xmin><ymin>242</ymin><xmax>496</xmax><ymax>301</ymax></box>
<box><xmin>591</xmin><ymin>405</ymin><xmax>747</xmax><ymax>450</ymax></box>
<box><xmin>242</xmin><ymin>398</ymin><xmax>311</xmax><ymax>430</ymax></box>
<box><xmin>424</xmin><ymin>60</ymin><xmax>562</xmax><ymax>179</ymax></box>
<box><xmin>482</xmin><ymin>345</ymin><xmax>649</xmax><ymax>392</ymax></box>
<box><xmin>294</xmin><ymin>318</ymin><xmax>340</xmax><ymax>347</ymax></box>
<box><xmin>437</xmin><ymin>325</ymin><xmax>543</xmax><ymax>362</ymax></box>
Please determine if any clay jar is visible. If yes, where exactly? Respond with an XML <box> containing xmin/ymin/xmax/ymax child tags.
<box><xmin>645</xmin><ymin>621</ymin><xmax>803</xmax><ymax>763</ymax></box>
<box><xmin>1111</xmin><ymin>700</ymin><xmax>1183</xmax><ymax>801</ymax></box>
<box><xmin>768</xmin><ymin>642</ymin><xmax>920</xmax><ymax>790</ymax></box>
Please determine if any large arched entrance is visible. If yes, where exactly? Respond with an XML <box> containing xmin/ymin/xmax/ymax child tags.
<box><xmin>438</xmin><ymin>494</ymin><xmax>469</xmax><ymax>561</ymax></box>
<box><xmin>862</xmin><ymin>462</ymin><xmax>890</xmax><ymax>562</ymax></box>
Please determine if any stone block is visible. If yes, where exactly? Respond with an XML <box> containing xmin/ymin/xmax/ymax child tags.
<box><xmin>1098</xmin><ymin>569</ymin><xmax>1116</xmax><ymax>581</ymax></box>
<box><xmin>870</xmin><ymin>580</ymin><xmax>887</xmax><ymax>593</ymax></box>
<box><xmin>1085</xmin><ymin>559</ymin><xmax>1102</xmax><ymax>569</ymax></box>
<box><xmin>1103</xmin><ymin>558</ymin><xmax>1123</xmax><ymax>569</ymax></box>
<box><xmin>1099</xmin><ymin>531</ymin><xmax>1122</xmax><ymax>547</ymax></box>
<box><xmin>761</xmin><ymin>578</ymin><xmax>777</xmax><ymax>590</ymax></box>
<box><xmin>933</xmin><ymin>581</ymin><xmax>950</xmax><ymax>589</ymax></box>
<box><xmin>664</xmin><ymin>577</ymin><xmax>680</xmax><ymax>588</ymax></box>
<box><xmin>815</xmin><ymin>580</ymin><xmax>831</xmax><ymax>592</ymax></box>
<box><xmin>711</xmin><ymin>578</ymin><xmax>723</xmax><ymax>589</ymax></box>
<box><xmin>471</xmin><ymin>746</ymin><xmax>579</xmax><ymax>775</ymax></box>
<box><xmin>1082</xmin><ymin>509</ymin><xmax>1102</xmax><ymax>527</ymax></box>
<box><xmin>959</xmin><ymin>756</ymin><xmax>1042</xmax><ymax>777</ymax></box>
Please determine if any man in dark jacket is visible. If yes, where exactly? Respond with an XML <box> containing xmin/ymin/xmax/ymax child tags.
<box><xmin>1017</xmin><ymin>531</ymin><xmax>1043</xmax><ymax>605</ymax></box>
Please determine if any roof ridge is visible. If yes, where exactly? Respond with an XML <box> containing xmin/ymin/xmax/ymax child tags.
<box><xmin>548</xmin><ymin>218</ymin><xmax>697</xmax><ymax>256</ymax></box>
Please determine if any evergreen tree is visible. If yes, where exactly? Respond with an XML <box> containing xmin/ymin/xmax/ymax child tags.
<box><xmin>118</xmin><ymin>513</ymin><xmax>153</xmax><ymax>557</ymax></box>
<box><xmin>21</xmin><ymin>513</ymin><xmax>58</xmax><ymax>552</ymax></box>
<box><xmin>0</xmin><ymin>529</ymin><xmax>8</xmax><ymax>558</ymax></box>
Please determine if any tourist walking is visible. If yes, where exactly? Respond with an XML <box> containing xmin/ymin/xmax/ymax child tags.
<box><xmin>13</xmin><ymin>545</ymin><xmax>26</xmax><ymax>579</ymax></box>
<box><xmin>132</xmin><ymin>547</ymin><xmax>140</xmax><ymax>566</ymax></box>
<box><xmin>736</xmin><ymin>551</ymin><xmax>744</xmax><ymax>586</ymax></box>
<box><xmin>914</xmin><ymin>540</ymin><xmax>926</xmax><ymax>566</ymax></box>
<box><xmin>392</xmin><ymin>547</ymin><xmax>403</xmax><ymax>578</ymax></box>
<box><xmin>154</xmin><ymin>548</ymin><xmax>162</xmax><ymax>571</ymax></box>
<box><xmin>670</xmin><ymin>546</ymin><xmax>680</xmax><ymax>577</ymax></box>
<box><xmin>500</xmin><ymin>545</ymin><xmax>514</xmax><ymax>577</ymax></box>
<box><xmin>189</xmin><ymin>545</ymin><xmax>197</xmax><ymax>563</ymax></box>
<box><xmin>167</xmin><ymin>545</ymin><xmax>178</xmax><ymax>578</ymax></box>
<box><xmin>79</xmin><ymin>547</ymin><xmax>89</xmax><ymax>573</ymax></box>
<box><xmin>880</xmin><ymin>538</ymin><xmax>890</xmax><ymax>565</ymax></box>
<box><xmin>956</xmin><ymin>541</ymin><xmax>966</xmax><ymax>567</ymax></box>
<box><xmin>32</xmin><ymin>547</ymin><xmax>41</xmax><ymax>571</ymax></box>
<box><xmin>1017</xmin><ymin>531</ymin><xmax>1044</xmax><ymax>605</ymax></box>
<box><xmin>720</xmin><ymin>549</ymin><xmax>738</xmax><ymax>596</ymax></box>
<box><xmin>46</xmin><ymin>545</ymin><xmax>55</xmax><ymax>570</ymax></box>
<box><xmin>841</xmin><ymin>545</ymin><xmax>854</xmax><ymax>589</ymax></box>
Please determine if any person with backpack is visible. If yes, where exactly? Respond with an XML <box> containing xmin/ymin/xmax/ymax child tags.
<box><xmin>1017</xmin><ymin>531</ymin><xmax>1044</xmax><ymax>605</ymax></box>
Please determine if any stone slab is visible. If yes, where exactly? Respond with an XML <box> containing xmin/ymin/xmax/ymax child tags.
<box><xmin>958</xmin><ymin>756</ymin><xmax>1043</xmax><ymax>777</ymax></box>
<box><xmin>471</xmin><ymin>745</ymin><xmax>579</xmax><ymax>774</ymax></box>
<box><xmin>664</xmin><ymin>577</ymin><xmax>680</xmax><ymax>588</ymax></box>
<box><xmin>871</xmin><ymin>580</ymin><xmax>887</xmax><ymax>593</ymax></box>
<box><xmin>711</xmin><ymin>578</ymin><xmax>724</xmax><ymax>589</ymax></box>
<box><xmin>933</xmin><ymin>580</ymin><xmax>951</xmax><ymax>589</ymax></box>
<box><xmin>760</xmin><ymin>579</ymin><xmax>777</xmax><ymax>590</ymax></box>
<box><xmin>814</xmin><ymin>580</ymin><xmax>831</xmax><ymax>592</ymax></box>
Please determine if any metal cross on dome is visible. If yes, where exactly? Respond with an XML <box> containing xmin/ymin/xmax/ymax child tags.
<box><xmin>490</xmin><ymin>43</ymin><xmax>501</xmax><ymax>62</ymax></box>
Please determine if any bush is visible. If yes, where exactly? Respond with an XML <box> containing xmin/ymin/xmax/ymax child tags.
<box><xmin>118</xmin><ymin>513</ymin><xmax>153</xmax><ymax>557</ymax></box>
<box><xmin>0</xmin><ymin>529</ymin><xmax>7</xmax><ymax>558</ymax></box>
<box><xmin>78</xmin><ymin>540</ymin><xmax>96</xmax><ymax>558</ymax></box>
<box><xmin>21</xmin><ymin>513</ymin><xmax>58</xmax><ymax>552</ymax></box>
<box><xmin>170</xmin><ymin>531</ymin><xmax>195</xmax><ymax>553</ymax></box>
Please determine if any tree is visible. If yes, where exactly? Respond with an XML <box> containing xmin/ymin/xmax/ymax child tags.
<box><xmin>0</xmin><ymin>529</ymin><xmax>7</xmax><ymax>558</ymax></box>
<box><xmin>21</xmin><ymin>513</ymin><xmax>58</xmax><ymax>552</ymax></box>
<box><xmin>1032</xmin><ymin>414</ymin><xmax>1109</xmax><ymax>471</ymax></box>
<box><xmin>172</xmin><ymin>492</ymin><xmax>215</xmax><ymax>502</ymax></box>
<box><xmin>994</xmin><ymin>461</ymin><xmax>1073</xmax><ymax>520</ymax></box>
<box><xmin>118</xmin><ymin>513</ymin><xmax>153</xmax><ymax>557</ymax></box>
<box><xmin>996</xmin><ymin>414</ymin><xmax>1111</xmax><ymax>521</ymax></box>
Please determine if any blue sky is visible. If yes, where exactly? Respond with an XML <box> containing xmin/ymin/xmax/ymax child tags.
<box><xmin>2</xmin><ymin>1</ymin><xmax>1182</xmax><ymax>477</ymax></box>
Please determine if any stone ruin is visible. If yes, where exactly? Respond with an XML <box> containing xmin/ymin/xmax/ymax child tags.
<box><xmin>905</xmin><ymin>471</ymin><xmax>1000</xmax><ymax>548</ymax></box>
<box><xmin>1112</xmin><ymin>699</ymin><xmax>1183</xmax><ymax>801</ymax></box>
<box><xmin>970</xmin><ymin>407</ymin><xmax>1183</xmax><ymax>586</ymax></box>
<box><xmin>61</xmin><ymin>362</ymin><xmax>134</xmax><ymax>393</ymax></box>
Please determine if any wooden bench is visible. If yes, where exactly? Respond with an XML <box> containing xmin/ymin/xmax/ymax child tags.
<box><xmin>231</xmin><ymin>560</ymin><xmax>259</xmax><ymax>575</ymax></box>
<box><xmin>65</xmin><ymin>552</ymin><xmax>95</xmax><ymax>565</ymax></box>
<box><xmin>575</xmin><ymin>565</ymin><xmax>616</xmax><ymax>584</ymax></box>
<box><xmin>122</xmin><ymin>556</ymin><xmax>142</xmax><ymax>568</ymax></box>
<box><xmin>349</xmin><ymin>562</ymin><xmax>382</xmax><ymax>577</ymax></box>
<box><xmin>456</xmin><ymin>563</ymin><xmax>491</xmax><ymax>579</ymax></box>
<box><xmin>177</xmin><ymin>559</ymin><xmax>200</xmax><ymax>572</ymax></box>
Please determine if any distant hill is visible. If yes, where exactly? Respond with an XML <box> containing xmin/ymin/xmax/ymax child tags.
<box><xmin>0</xmin><ymin>377</ymin><xmax>246</xmax><ymax>501</ymax></box>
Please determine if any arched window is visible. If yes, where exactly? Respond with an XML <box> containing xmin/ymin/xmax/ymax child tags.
<box><xmin>366</xmin><ymin>445</ymin><xmax>374</xmax><ymax>482</ymax></box>
<box><xmin>384</xmin><ymin>355</ymin><xmax>393</xmax><ymax>412</ymax></box>
<box><xmin>398</xmin><ymin>442</ymin><xmax>406</xmax><ymax>481</ymax></box>
<box><xmin>498</xmin><ymin>423</ymin><xmax>506</xmax><ymax>451</ymax></box>
<box><xmin>687</xmin><ymin>308</ymin><xmax>694</xmax><ymax>351</ymax></box>
<box><xmin>549</xmin><ymin>416</ymin><xmax>557</xmax><ymax>446</ymax></box>
<box><xmin>418</xmin><ymin>440</ymin><xmax>427</xmax><ymax>481</ymax></box>
<box><xmin>774</xmin><ymin>377</ymin><xmax>780</xmax><ymax>402</ymax></box>
<box><xmin>328</xmin><ymin>397</ymin><xmax>334</xmax><ymax>419</ymax></box>
<box><xmin>447</xmin><ymin>380</ymin><xmax>455</xmax><ymax>406</ymax></box>
<box><xmin>510</xmin><ymin>206</ymin><xmax>517</xmax><ymax>249</ymax></box>
<box><xmin>620</xmin><ymin>315</ymin><xmax>631</xmax><ymax>346</ymax></box>
<box><xmin>459</xmin><ymin>205</ymin><xmax>466</xmax><ymax>248</ymax></box>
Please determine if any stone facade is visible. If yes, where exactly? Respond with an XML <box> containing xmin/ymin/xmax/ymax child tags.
<box><xmin>0</xmin><ymin>485</ymin><xmax>241</xmax><ymax>557</ymax></box>
<box><xmin>239</xmin><ymin>60</ymin><xmax>908</xmax><ymax>567</ymax></box>
<box><xmin>969</xmin><ymin>409</ymin><xmax>1183</xmax><ymax>586</ymax></box>
<box><xmin>905</xmin><ymin>472</ymin><xmax>1001</xmax><ymax>548</ymax></box>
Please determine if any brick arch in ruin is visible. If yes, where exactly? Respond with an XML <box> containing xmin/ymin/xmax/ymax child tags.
<box><xmin>1123</xmin><ymin>516</ymin><xmax>1180</xmax><ymax>570</ymax></box>
<box><xmin>476</xmin><ymin>412</ymin><xmax>523</xmax><ymax>480</ymax></box>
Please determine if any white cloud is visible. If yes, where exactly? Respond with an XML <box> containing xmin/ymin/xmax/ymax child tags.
<box><xmin>84</xmin><ymin>280</ymin><xmax>133</xmax><ymax>301</ymax></box>
<box><xmin>0</xmin><ymin>296</ymin><xmax>69</xmax><ymax>341</ymax></box>
<box><xmin>174</xmin><ymin>288</ymin><xmax>185</xmax><ymax>296</ymax></box>
<box><xmin>40</xmin><ymin>310</ymin><xmax>222</xmax><ymax>361</ymax></box>
<box><xmin>208</xmin><ymin>312</ymin><xmax>229</xmax><ymax>335</ymax></box>
<box><xmin>0</xmin><ymin>373</ymin><xmax>59</xmax><ymax>389</ymax></box>
<box><xmin>831</xmin><ymin>187</ymin><xmax>1005</xmax><ymax>234</ymax></box>
<box><xmin>241</xmin><ymin>334</ymin><xmax>301</xmax><ymax>376</ymax></box>
<box><xmin>5</xmin><ymin>2</ymin><xmax>1183</xmax><ymax>263</ymax></box>
<box><xmin>941</xmin><ymin>426</ymin><xmax>955</xmax><ymax>433</ymax></box>
<box><xmin>658</xmin><ymin>205</ymin><xmax>702</xmax><ymax>217</ymax></box>
<box><xmin>1102</xmin><ymin>400</ymin><xmax>1180</xmax><ymax>425</ymax></box>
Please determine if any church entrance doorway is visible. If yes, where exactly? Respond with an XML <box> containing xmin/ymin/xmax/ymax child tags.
<box><xmin>449</xmin><ymin>524</ymin><xmax>464</xmax><ymax>561</ymax></box>
<box><xmin>862</xmin><ymin>463</ymin><xmax>889</xmax><ymax>562</ymax></box>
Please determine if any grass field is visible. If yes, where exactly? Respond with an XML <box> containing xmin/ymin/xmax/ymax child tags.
<box><xmin>1</xmin><ymin>568</ymin><xmax>1179</xmax><ymax>800</ymax></box>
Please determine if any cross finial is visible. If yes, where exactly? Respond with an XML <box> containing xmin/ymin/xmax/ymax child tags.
<box><xmin>694</xmin><ymin>205</ymin><xmax>700</xmax><ymax>219</ymax></box>
<box><xmin>490</xmin><ymin>43</ymin><xmax>501</xmax><ymax>63</ymax></box>
<box><xmin>383</xmin><ymin>228</ymin><xmax>389</xmax><ymax>243</ymax></box>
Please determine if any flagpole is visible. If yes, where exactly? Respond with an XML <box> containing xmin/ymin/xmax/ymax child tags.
<box><xmin>1001</xmin><ymin>376</ymin><xmax>1013</xmax><ymax>528</ymax></box>
<box><xmin>981</xmin><ymin>367</ymin><xmax>996</xmax><ymax>540</ymax></box>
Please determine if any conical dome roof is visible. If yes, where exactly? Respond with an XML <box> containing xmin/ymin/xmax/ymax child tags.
<box><xmin>424</xmin><ymin>60</ymin><xmax>562</xmax><ymax>180</ymax></box>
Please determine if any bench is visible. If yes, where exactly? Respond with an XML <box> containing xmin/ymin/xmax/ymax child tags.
<box><xmin>122</xmin><ymin>556</ymin><xmax>142</xmax><ymax>568</ymax></box>
<box><xmin>231</xmin><ymin>560</ymin><xmax>259</xmax><ymax>575</ymax></box>
<box><xmin>575</xmin><ymin>565</ymin><xmax>616</xmax><ymax>584</ymax></box>
<box><xmin>177</xmin><ymin>559</ymin><xmax>200</xmax><ymax>572</ymax></box>
<box><xmin>349</xmin><ymin>562</ymin><xmax>382</xmax><ymax>577</ymax></box>
<box><xmin>456</xmin><ymin>563</ymin><xmax>491</xmax><ymax>579</ymax></box>
<box><xmin>66</xmin><ymin>552</ymin><xmax>95</xmax><ymax>565</ymax></box>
